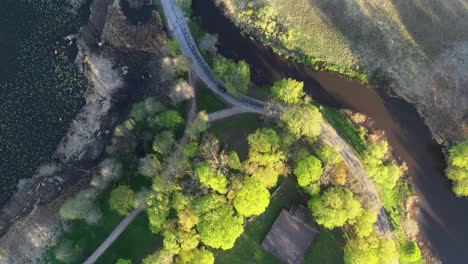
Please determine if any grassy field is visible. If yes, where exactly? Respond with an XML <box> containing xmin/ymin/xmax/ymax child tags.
<box><xmin>209</xmin><ymin>114</ymin><xmax>263</xmax><ymax>159</ymax></box>
<box><xmin>303</xmin><ymin>227</ymin><xmax>344</xmax><ymax>264</ymax></box>
<box><xmin>196</xmin><ymin>83</ymin><xmax>227</xmax><ymax>113</ymax></box>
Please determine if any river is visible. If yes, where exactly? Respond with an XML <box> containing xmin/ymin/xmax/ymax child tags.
<box><xmin>192</xmin><ymin>0</ymin><xmax>468</xmax><ymax>263</ymax></box>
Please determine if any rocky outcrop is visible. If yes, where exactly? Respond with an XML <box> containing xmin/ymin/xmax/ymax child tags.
<box><xmin>0</xmin><ymin>0</ymin><xmax>168</xmax><ymax>262</ymax></box>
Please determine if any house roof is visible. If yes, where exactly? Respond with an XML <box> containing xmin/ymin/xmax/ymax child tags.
<box><xmin>261</xmin><ymin>207</ymin><xmax>319</xmax><ymax>264</ymax></box>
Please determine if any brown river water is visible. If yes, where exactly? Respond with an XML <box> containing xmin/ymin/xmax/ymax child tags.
<box><xmin>192</xmin><ymin>0</ymin><xmax>468</xmax><ymax>262</ymax></box>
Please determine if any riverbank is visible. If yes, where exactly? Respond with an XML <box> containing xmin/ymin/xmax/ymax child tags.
<box><xmin>0</xmin><ymin>0</ymin><xmax>169</xmax><ymax>262</ymax></box>
<box><xmin>192</xmin><ymin>1</ymin><xmax>468</xmax><ymax>262</ymax></box>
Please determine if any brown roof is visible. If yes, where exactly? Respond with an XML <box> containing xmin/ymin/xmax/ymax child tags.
<box><xmin>261</xmin><ymin>207</ymin><xmax>319</xmax><ymax>264</ymax></box>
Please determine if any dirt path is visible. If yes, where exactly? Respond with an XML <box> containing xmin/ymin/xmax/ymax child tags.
<box><xmin>83</xmin><ymin>207</ymin><xmax>144</xmax><ymax>264</ymax></box>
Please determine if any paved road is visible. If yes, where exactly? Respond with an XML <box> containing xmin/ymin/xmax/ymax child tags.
<box><xmin>161</xmin><ymin>0</ymin><xmax>265</xmax><ymax>114</ymax></box>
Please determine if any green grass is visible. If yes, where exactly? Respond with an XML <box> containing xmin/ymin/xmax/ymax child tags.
<box><xmin>209</xmin><ymin>114</ymin><xmax>262</xmax><ymax>159</ymax></box>
<box><xmin>319</xmin><ymin>105</ymin><xmax>368</xmax><ymax>156</ymax></box>
<box><xmin>196</xmin><ymin>83</ymin><xmax>227</xmax><ymax>113</ymax></box>
<box><xmin>215</xmin><ymin>177</ymin><xmax>304</xmax><ymax>264</ymax></box>
<box><xmin>303</xmin><ymin>227</ymin><xmax>344</xmax><ymax>264</ymax></box>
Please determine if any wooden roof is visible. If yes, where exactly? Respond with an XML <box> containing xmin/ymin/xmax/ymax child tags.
<box><xmin>261</xmin><ymin>207</ymin><xmax>319</xmax><ymax>264</ymax></box>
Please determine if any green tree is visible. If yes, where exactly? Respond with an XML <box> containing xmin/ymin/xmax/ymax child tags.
<box><xmin>233</xmin><ymin>177</ymin><xmax>270</xmax><ymax>217</ymax></box>
<box><xmin>178</xmin><ymin>229</ymin><xmax>200</xmax><ymax>251</ymax></box>
<box><xmin>448</xmin><ymin>139</ymin><xmax>468</xmax><ymax>168</ymax></box>
<box><xmin>244</xmin><ymin>150</ymin><xmax>287</xmax><ymax>187</ymax></box>
<box><xmin>142</xmin><ymin>249</ymin><xmax>174</xmax><ymax>264</ymax></box>
<box><xmin>195</xmin><ymin>164</ymin><xmax>229</xmax><ymax>194</ymax></box>
<box><xmin>227</xmin><ymin>151</ymin><xmax>242</xmax><ymax>170</ymax></box>
<box><xmin>158</xmin><ymin>110</ymin><xmax>184</xmax><ymax>130</ymax></box>
<box><xmin>344</xmin><ymin>232</ymin><xmax>399</xmax><ymax>264</ymax></box>
<box><xmin>316</xmin><ymin>144</ymin><xmax>342</xmax><ymax>165</ymax></box>
<box><xmin>399</xmin><ymin>241</ymin><xmax>422</xmax><ymax>263</ymax></box>
<box><xmin>54</xmin><ymin>239</ymin><xmax>82</xmax><ymax>264</ymax></box>
<box><xmin>147</xmin><ymin>193</ymin><xmax>171</xmax><ymax>234</ymax></box>
<box><xmin>213</xmin><ymin>56</ymin><xmax>250</xmax><ymax>96</ymax></box>
<box><xmin>187</xmin><ymin>111</ymin><xmax>210</xmax><ymax>139</ymax></box>
<box><xmin>446</xmin><ymin>139</ymin><xmax>468</xmax><ymax>196</ymax></box>
<box><xmin>308</xmin><ymin>187</ymin><xmax>363</xmax><ymax>229</ymax></box>
<box><xmin>280</xmin><ymin>104</ymin><xmax>323</xmax><ymax>139</ymax></box>
<box><xmin>363</xmin><ymin>141</ymin><xmax>402</xmax><ymax>189</ymax></box>
<box><xmin>109</xmin><ymin>185</ymin><xmax>136</xmax><ymax>216</ymax></box>
<box><xmin>163</xmin><ymin>227</ymin><xmax>181</xmax><ymax>254</ymax></box>
<box><xmin>353</xmin><ymin>211</ymin><xmax>377</xmax><ymax>238</ymax></box>
<box><xmin>196</xmin><ymin>204</ymin><xmax>244</xmax><ymax>249</ymax></box>
<box><xmin>171</xmin><ymin>192</ymin><xmax>190</xmax><ymax>211</ymax></box>
<box><xmin>177</xmin><ymin>247</ymin><xmax>214</xmax><ymax>264</ymax></box>
<box><xmin>177</xmin><ymin>209</ymin><xmax>199</xmax><ymax>231</ymax></box>
<box><xmin>247</xmin><ymin>128</ymin><xmax>280</xmax><ymax>153</ymax></box>
<box><xmin>271</xmin><ymin>78</ymin><xmax>305</xmax><ymax>104</ymax></box>
<box><xmin>168</xmin><ymin>40</ymin><xmax>181</xmax><ymax>57</ymax></box>
<box><xmin>294</xmin><ymin>154</ymin><xmax>323</xmax><ymax>187</ymax></box>
<box><xmin>153</xmin><ymin>131</ymin><xmax>176</xmax><ymax>156</ymax></box>
<box><xmin>139</xmin><ymin>155</ymin><xmax>162</xmax><ymax>178</ymax></box>
<box><xmin>176</xmin><ymin>0</ymin><xmax>192</xmax><ymax>15</ymax></box>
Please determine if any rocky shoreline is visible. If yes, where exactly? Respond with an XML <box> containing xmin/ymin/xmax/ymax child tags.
<box><xmin>0</xmin><ymin>0</ymin><xmax>168</xmax><ymax>262</ymax></box>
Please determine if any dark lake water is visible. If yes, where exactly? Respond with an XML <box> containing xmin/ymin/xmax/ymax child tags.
<box><xmin>192</xmin><ymin>0</ymin><xmax>468</xmax><ymax>262</ymax></box>
<box><xmin>0</xmin><ymin>0</ymin><xmax>86</xmax><ymax>205</ymax></box>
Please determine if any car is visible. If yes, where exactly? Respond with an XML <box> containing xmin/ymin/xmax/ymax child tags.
<box><xmin>217</xmin><ymin>84</ymin><xmax>228</xmax><ymax>93</ymax></box>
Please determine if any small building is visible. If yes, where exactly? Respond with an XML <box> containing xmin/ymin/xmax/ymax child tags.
<box><xmin>261</xmin><ymin>205</ymin><xmax>319</xmax><ymax>264</ymax></box>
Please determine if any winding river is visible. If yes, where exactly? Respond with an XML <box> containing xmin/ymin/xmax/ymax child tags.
<box><xmin>193</xmin><ymin>0</ymin><xmax>468</xmax><ymax>263</ymax></box>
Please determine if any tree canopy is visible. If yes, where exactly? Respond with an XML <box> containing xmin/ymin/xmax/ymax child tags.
<box><xmin>247</xmin><ymin>128</ymin><xmax>280</xmax><ymax>153</ymax></box>
<box><xmin>193</xmin><ymin>197</ymin><xmax>244</xmax><ymax>250</ymax></box>
<box><xmin>109</xmin><ymin>185</ymin><xmax>135</xmax><ymax>216</ymax></box>
<box><xmin>213</xmin><ymin>56</ymin><xmax>250</xmax><ymax>96</ymax></box>
<box><xmin>195</xmin><ymin>164</ymin><xmax>229</xmax><ymax>194</ymax></box>
<box><xmin>142</xmin><ymin>249</ymin><xmax>174</xmax><ymax>264</ymax></box>
<box><xmin>294</xmin><ymin>154</ymin><xmax>323</xmax><ymax>187</ymax></box>
<box><xmin>178</xmin><ymin>247</ymin><xmax>214</xmax><ymax>264</ymax></box>
<box><xmin>280</xmin><ymin>104</ymin><xmax>323</xmax><ymax>139</ymax></box>
<box><xmin>271</xmin><ymin>78</ymin><xmax>305</xmax><ymax>104</ymax></box>
<box><xmin>308</xmin><ymin>187</ymin><xmax>363</xmax><ymax>229</ymax></box>
<box><xmin>196</xmin><ymin>206</ymin><xmax>244</xmax><ymax>249</ymax></box>
<box><xmin>446</xmin><ymin>139</ymin><xmax>468</xmax><ymax>196</ymax></box>
<box><xmin>158</xmin><ymin>110</ymin><xmax>184</xmax><ymax>130</ymax></box>
<box><xmin>233</xmin><ymin>177</ymin><xmax>270</xmax><ymax>217</ymax></box>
